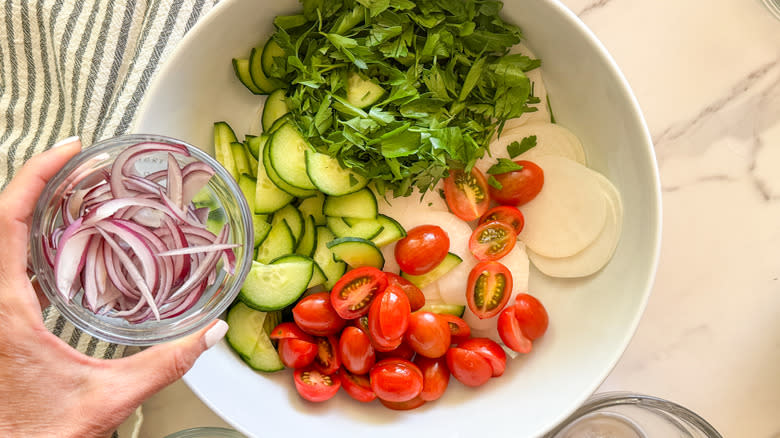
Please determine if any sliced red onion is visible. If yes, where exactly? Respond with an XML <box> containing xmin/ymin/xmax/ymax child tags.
<box><xmin>156</xmin><ymin>243</ymin><xmax>240</xmax><ymax>257</ymax></box>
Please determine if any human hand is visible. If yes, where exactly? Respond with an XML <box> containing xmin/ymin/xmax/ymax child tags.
<box><xmin>0</xmin><ymin>137</ymin><xmax>229</xmax><ymax>438</ymax></box>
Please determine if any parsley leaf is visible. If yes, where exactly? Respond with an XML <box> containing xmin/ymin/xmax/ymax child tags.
<box><xmin>487</xmin><ymin>175</ymin><xmax>503</xmax><ymax>190</ymax></box>
<box><xmin>507</xmin><ymin>135</ymin><xmax>537</xmax><ymax>158</ymax></box>
<box><xmin>487</xmin><ymin>158</ymin><xmax>523</xmax><ymax>175</ymax></box>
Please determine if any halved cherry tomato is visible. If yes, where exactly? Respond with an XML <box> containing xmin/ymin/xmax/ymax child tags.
<box><xmin>269</xmin><ymin>322</ymin><xmax>314</xmax><ymax>342</ymax></box>
<box><xmin>278</xmin><ymin>338</ymin><xmax>318</xmax><ymax>369</ymax></box>
<box><xmin>466</xmin><ymin>261</ymin><xmax>513</xmax><ymax>319</ymax></box>
<box><xmin>497</xmin><ymin>306</ymin><xmax>533</xmax><ymax>353</ymax></box>
<box><xmin>468</xmin><ymin>220</ymin><xmax>517</xmax><ymax>261</ymax></box>
<box><xmin>313</xmin><ymin>335</ymin><xmax>340</xmax><ymax>375</ymax></box>
<box><xmin>443</xmin><ymin>168</ymin><xmax>491</xmax><ymax>221</ymax></box>
<box><xmin>339</xmin><ymin>368</ymin><xmax>376</xmax><ymax>403</ymax></box>
<box><xmin>330</xmin><ymin>267</ymin><xmax>387</xmax><ymax>319</ymax></box>
<box><xmin>488</xmin><ymin>160</ymin><xmax>544</xmax><ymax>206</ymax></box>
<box><xmin>379</xmin><ymin>394</ymin><xmax>426</xmax><ymax>410</ymax></box>
<box><xmin>457</xmin><ymin>337</ymin><xmax>506</xmax><ymax>377</ymax></box>
<box><xmin>368</xmin><ymin>285</ymin><xmax>411</xmax><ymax>352</ymax></box>
<box><xmin>445</xmin><ymin>347</ymin><xmax>493</xmax><ymax>387</ymax></box>
<box><xmin>339</xmin><ymin>326</ymin><xmax>375</xmax><ymax>375</ymax></box>
<box><xmin>293</xmin><ymin>292</ymin><xmax>346</xmax><ymax>336</ymax></box>
<box><xmin>406</xmin><ymin>311</ymin><xmax>451</xmax><ymax>358</ymax></box>
<box><xmin>440</xmin><ymin>314</ymin><xmax>471</xmax><ymax>343</ymax></box>
<box><xmin>293</xmin><ymin>367</ymin><xmax>341</xmax><ymax>402</ymax></box>
<box><xmin>513</xmin><ymin>293</ymin><xmax>549</xmax><ymax>340</ymax></box>
<box><xmin>395</xmin><ymin>225</ymin><xmax>450</xmax><ymax>276</ymax></box>
<box><xmin>375</xmin><ymin>340</ymin><xmax>416</xmax><ymax>361</ymax></box>
<box><xmin>479</xmin><ymin>205</ymin><xmax>525</xmax><ymax>235</ymax></box>
<box><xmin>414</xmin><ymin>355</ymin><xmax>450</xmax><ymax>401</ymax></box>
<box><xmin>386</xmin><ymin>273</ymin><xmax>426</xmax><ymax>311</ymax></box>
<box><xmin>370</xmin><ymin>358</ymin><xmax>424</xmax><ymax>402</ymax></box>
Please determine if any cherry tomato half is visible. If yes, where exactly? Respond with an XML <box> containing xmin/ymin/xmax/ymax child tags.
<box><xmin>339</xmin><ymin>326</ymin><xmax>375</xmax><ymax>375</ymax></box>
<box><xmin>370</xmin><ymin>358</ymin><xmax>424</xmax><ymax>402</ymax></box>
<box><xmin>368</xmin><ymin>285</ymin><xmax>411</xmax><ymax>352</ymax></box>
<box><xmin>457</xmin><ymin>337</ymin><xmax>506</xmax><ymax>377</ymax></box>
<box><xmin>269</xmin><ymin>322</ymin><xmax>314</xmax><ymax>342</ymax></box>
<box><xmin>278</xmin><ymin>338</ymin><xmax>318</xmax><ymax>369</ymax></box>
<box><xmin>293</xmin><ymin>292</ymin><xmax>346</xmax><ymax>336</ymax></box>
<box><xmin>488</xmin><ymin>160</ymin><xmax>544</xmax><ymax>206</ymax></box>
<box><xmin>415</xmin><ymin>355</ymin><xmax>450</xmax><ymax>401</ymax></box>
<box><xmin>468</xmin><ymin>221</ymin><xmax>517</xmax><ymax>262</ymax></box>
<box><xmin>466</xmin><ymin>261</ymin><xmax>513</xmax><ymax>319</ymax></box>
<box><xmin>406</xmin><ymin>311</ymin><xmax>451</xmax><ymax>358</ymax></box>
<box><xmin>339</xmin><ymin>368</ymin><xmax>376</xmax><ymax>403</ymax></box>
<box><xmin>313</xmin><ymin>335</ymin><xmax>340</xmax><ymax>375</ymax></box>
<box><xmin>375</xmin><ymin>340</ymin><xmax>416</xmax><ymax>361</ymax></box>
<box><xmin>293</xmin><ymin>367</ymin><xmax>341</xmax><ymax>402</ymax></box>
<box><xmin>440</xmin><ymin>314</ymin><xmax>471</xmax><ymax>343</ymax></box>
<box><xmin>379</xmin><ymin>395</ymin><xmax>426</xmax><ymax>410</ymax></box>
<box><xmin>330</xmin><ymin>267</ymin><xmax>387</xmax><ymax>319</ymax></box>
<box><xmin>513</xmin><ymin>293</ymin><xmax>549</xmax><ymax>340</ymax></box>
<box><xmin>479</xmin><ymin>205</ymin><xmax>525</xmax><ymax>235</ymax></box>
<box><xmin>443</xmin><ymin>168</ymin><xmax>491</xmax><ymax>221</ymax></box>
<box><xmin>497</xmin><ymin>306</ymin><xmax>533</xmax><ymax>354</ymax></box>
<box><xmin>386</xmin><ymin>273</ymin><xmax>426</xmax><ymax>311</ymax></box>
<box><xmin>395</xmin><ymin>225</ymin><xmax>450</xmax><ymax>276</ymax></box>
<box><xmin>445</xmin><ymin>347</ymin><xmax>492</xmax><ymax>387</ymax></box>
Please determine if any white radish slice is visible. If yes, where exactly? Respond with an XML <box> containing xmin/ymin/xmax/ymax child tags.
<box><xmin>503</xmin><ymin>43</ymin><xmax>550</xmax><ymax>128</ymax></box>
<box><xmin>479</xmin><ymin>123</ymin><xmax>587</xmax><ymax>176</ymax></box>
<box><xmin>528</xmin><ymin>170</ymin><xmax>623</xmax><ymax>277</ymax></box>
<box><xmin>463</xmin><ymin>243</ymin><xmax>530</xmax><ymax>336</ymax></box>
<box><xmin>421</xmin><ymin>281</ymin><xmax>443</xmax><ymax>303</ymax></box>
<box><xmin>517</xmin><ymin>155</ymin><xmax>607</xmax><ymax>258</ymax></box>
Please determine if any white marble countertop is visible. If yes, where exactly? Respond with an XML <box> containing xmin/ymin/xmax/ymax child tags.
<box><xmin>135</xmin><ymin>1</ymin><xmax>780</xmax><ymax>437</ymax></box>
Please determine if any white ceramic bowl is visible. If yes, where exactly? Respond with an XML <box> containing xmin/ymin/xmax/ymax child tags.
<box><xmin>133</xmin><ymin>0</ymin><xmax>662</xmax><ymax>436</ymax></box>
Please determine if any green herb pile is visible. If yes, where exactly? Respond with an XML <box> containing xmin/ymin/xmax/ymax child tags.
<box><xmin>266</xmin><ymin>0</ymin><xmax>541</xmax><ymax>196</ymax></box>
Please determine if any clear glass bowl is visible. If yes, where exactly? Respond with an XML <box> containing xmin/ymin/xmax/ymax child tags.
<box><xmin>163</xmin><ymin>427</ymin><xmax>245</xmax><ymax>438</ymax></box>
<box><xmin>30</xmin><ymin>134</ymin><xmax>253</xmax><ymax>346</ymax></box>
<box><xmin>544</xmin><ymin>392</ymin><xmax>722</xmax><ymax>437</ymax></box>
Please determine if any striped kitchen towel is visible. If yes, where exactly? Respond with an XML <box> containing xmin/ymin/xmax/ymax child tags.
<box><xmin>0</xmin><ymin>0</ymin><xmax>219</xmax><ymax>356</ymax></box>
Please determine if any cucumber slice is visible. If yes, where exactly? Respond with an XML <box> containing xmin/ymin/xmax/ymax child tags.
<box><xmin>232</xmin><ymin>58</ymin><xmax>264</xmax><ymax>95</ymax></box>
<box><xmin>213</xmin><ymin>122</ymin><xmax>238</xmax><ymax>181</ymax></box>
<box><xmin>239</xmin><ymin>257</ymin><xmax>314</xmax><ymax>311</ymax></box>
<box><xmin>313</xmin><ymin>226</ymin><xmax>346</xmax><ymax>289</ymax></box>
<box><xmin>327</xmin><ymin>237</ymin><xmax>384</xmax><ymax>269</ymax></box>
<box><xmin>371</xmin><ymin>214</ymin><xmax>406</xmax><ymax>247</ymax></box>
<box><xmin>253</xmin><ymin>214</ymin><xmax>271</xmax><ymax>248</ymax></box>
<box><xmin>244</xmin><ymin>143</ymin><xmax>259</xmax><ymax>178</ymax></box>
<box><xmin>326</xmin><ymin>216</ymin><xmax>383</xmax><ymax>240</ymax></box>
<box><xmin>268</xmin><ymin>123</ymin><xmax>317</xmax><ymax>190</ymax></box>
<box><xmin>308</xmin><ymin>261</ymin><xmax>326</xmax><ymax>288</ymax></box>
<box><xmin>246</xmin><ymin>134</ymin><xmax>265</xmax><ymax>160</ymax></box>
<box><xmin>271</xmin><ymin>204</ymin><xmax>304</xmax><ymax>245</ymax></box>
<box><xmin>255</xmin><ymin>219</ymin><xmax>295</xmax><ymax>264</ymax></box>
<box><xmin>237</xmin><ymin>174</ymin><xmax>257</xmax><ymax>213</ymax></box>
<box><xmin>297</xmin><ymin>193</ymin><xmax>326</xmax><ymax>226</ymax></box>
<box><xmin>346</xmin><ymin>72</ymin><xmax>385</xmax><ymax>108</ymax></box>
<box><xmin>261</xmin><ymin>130</ymin><xmax>318</xmax><ymax>198</ymax></box>
<box><xmin>323</xmin><ymin>188</ymin><xmax>377</xmax><ymax>219</ymax></box>
<box><xmin>248</xmin><ymin>135</ymin><xmax>294</xmax><ymax>214</ymax></box>
<box><xmin>261</xmin><ymin>38</ymin><xmax>286</xmax><ymax>77</ymax></box>
<box><xmin>225</xmin><ymin>302</ymin><xmax>284</xmax><ymax>372</ymax></box>
<box><xmin>419</xmin><ymin>302</ymin><xmax>466</xmax><ymax>317</ymax></box>
<box><xmin>402</xmin><ymin>252</ymin><xmax>463</xmax><ymax>289</ymax></box>
<box><xmin>249</xmin><ymin>47</ymin><xmax>284</xmax><ymax>93</ymax></box>
<box><xmin>267</xmin><ymin>113</ymin><xmax>291</xmax><ymax>134</ymax></box>
<box><xmin>295</xmin><ymin>215</ymin><xmax>317</xmax><ymax>257</ymax></box>
<box><xmin>262</xmin><ymin>89</ymin><xmax>289</xmax><ymax>131</ymax></box>
<box><xmin>231</xmin><ymin>142</ymin><xmax>252</xmax><ymax>177</ymax></box>
<box><xmin>305</xmin><ymin>150</ymin><xmax>368</xmax><ymax>196</ymax></box>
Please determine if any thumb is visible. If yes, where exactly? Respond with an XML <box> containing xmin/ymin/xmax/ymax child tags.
<box><xmin>109</xmin><ymin>319</ymin><xmax>229</xmax><ymax>405</ymax></box>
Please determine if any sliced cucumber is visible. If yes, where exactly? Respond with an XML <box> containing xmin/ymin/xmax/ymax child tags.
<box><xmin>402</xmin><ymin>252</ymin><xmax>463</xmax><ymax>289</ymax></box>
<box><xmin>261</xmin><ymin>38</ymin><xmax>286</xmax><ymax>77</ymax></box>
<box><xmin>214</xmin><ymin>122</ymin><xmax>238</xmax><ymax>181</ymax></box>
<box><xmin>323</xmin><ymin>188</ymin><xmax>377</xmax><ymax>219</ymax></box>
<box><xmin>261</xmin><ymin>130</ymin><xmax>318</xmax><ymax>198</ymax></box>
<box><xmin>295</xmin><ymin>214</ymin><xmax>317</xmax><ymax>257</ymax></box>
<box><xmin>268</xmin><ymin>123</ymin><xmax>317</xmax><ymax>190</ymax></box>
<box><xmin>308</xmin><ymin>261</ymin><xmax>326</xmax><ymax>288</ymax></box>
<box><xmin>231</xmin><ymin>142</ymin><xmax>252</xmax><ymax>177</ymax></box>
<box><xmin>244</xmin><ymin>142</ymin><xmax>259</xmax><ymax>178</ymax></box>
<box><xmin>297</xmin><ymin>193</ymin><xmax>326</xmax><ymax>226</ymax></box>
<box><xmin>225</xmin><ymin>302</ymin><xmax>284</xmax><ymax>372</ymax></box>
<box><xmin>371</xmin><ymin>214</ymin><xmax>406</xmax><ymax>247</ymax></box>
<box><xmin>239</xmin><ymin>257</ymin><xmax>314</xmax><ymax>311</ymax></box>
<box><xmin>419</xmin><ymin>302</ymin><xmax>466</xmax><ymax>317</ymax></box>
<box><xmin>346</xmin><ymin>72</ymin><xmax>385</xmax><ymax>109</ymax></box>
<box><xmin>267</xmin><ymin>113</ymin><xmax>291</xmax><ymax>134</ymax></box>
<box><xmin>270</xmin><ymin>204</ymin><xmax>304</xmax><ymax>245</ymax></box>
<box><xmin>305</xmin><ymin>150</ymin><xmax>368</xmax><ymax>196</ymax></box>
<box><xmin>249</xmin><ymin>47</ymin><xmax>284</xmax><ymax>93</ymax></box>
<box><xmin>246</xmin><ymin>133</ymin><xmax>265</xmax><ymax>160</ymax></box>
<box><xmin>262</xmin><ymin>89</ymin><xmax>290</xmax><ymax>131</ymax></box>
<box><xmin>253</xmin><ymin>214</ymin><xmax>272</xmax><ymax>248</ymax></box>
<box><xmin>313</xmin><ymin>226</ymin><xmax>346</xmax><ymax>289</ymax></box>
<box><xmin>255</xmin><ymin>219</ymin><xmax>295</xmax><ymax>264</ymax></box>
<box><xmin>237</xmin><ymin>174</ymin><xmax>257</xmax><ymax>213</ymax></box>
<box><xmin>326</xmin><ymin>216</ymin><xmax>383</xmax><ymax>240</ymax></box>
<box><xmin>232</xmin><ymin>58</ymin><xmax>264</xmax><ymax>95</ymax></box>
<box><xmin>327</xmin><ymin>237</ymin><xmax>384</xmax><ymax>270</ymax></box>
<box><xmin>248</xmin><ymin>135</ymin><xmax>294</xmax><ymax>214</ymax></box>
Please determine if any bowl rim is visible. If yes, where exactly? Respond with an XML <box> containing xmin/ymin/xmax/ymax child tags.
<box><xmin>30</xmin><ymin>133</ymin><xmax>254</xmax><ymax>346</ymax></box>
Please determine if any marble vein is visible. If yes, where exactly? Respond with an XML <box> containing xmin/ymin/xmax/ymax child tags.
<box><xmin>576</xmin><ymin>0</ymin><xmax>614</xmax><ymax>17</ymax></box>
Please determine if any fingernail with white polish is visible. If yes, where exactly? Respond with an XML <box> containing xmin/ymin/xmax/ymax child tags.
<box><xmin>51</xmin><ymin>135</ymin><xmax>80</xmax><ymax>149</ymax></box>
<box><xmin>204</xmin><ymin>319</ymin><xmax>229</xmax><ymax>349</ymax></box>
